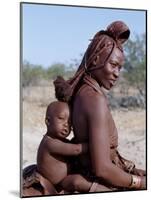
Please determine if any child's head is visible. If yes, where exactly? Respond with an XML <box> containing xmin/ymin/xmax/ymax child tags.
<box><xmin>45</xmin><ymin>101</ymin><xmax>71</xmax><ymax>139</ymax></box>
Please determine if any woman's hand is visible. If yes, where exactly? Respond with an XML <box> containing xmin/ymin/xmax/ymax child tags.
<box><xmin>132</xmin><ymin>168</ymin><xmax>146</xmax><ymax>176</ymax></box>
<box><xmin>82</xmin><ymin>143</ymin><xmax>88</xmax><ymax>154</ymax></box>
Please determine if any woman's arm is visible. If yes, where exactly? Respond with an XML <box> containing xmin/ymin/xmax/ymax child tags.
<box><xmin>86</xmin><ymin>94</ymin><xmax>145</xmax><ymax>189</ymax></box>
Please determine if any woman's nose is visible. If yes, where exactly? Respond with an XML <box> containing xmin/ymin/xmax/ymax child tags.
<box><xmin>113</xmin><ymin>67</ymin><xmax>119</xmax><ymax>78</ymax></box>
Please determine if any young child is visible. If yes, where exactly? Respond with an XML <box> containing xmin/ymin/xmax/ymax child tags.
<box><xmin>36</xmin><ymin>101</ymin><xmax>93</xmax><ymax>194</ymax></box>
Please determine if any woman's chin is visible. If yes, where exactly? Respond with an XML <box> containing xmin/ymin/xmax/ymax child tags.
<box><xmin>98</xmin><ymin>81</ymin><xmax>113</xmax><ymax>90</ymax></box>
<box><xmin>102</xmin><ymin>83</ymin><xmax>113</xmax><ymax>90</ymax></box>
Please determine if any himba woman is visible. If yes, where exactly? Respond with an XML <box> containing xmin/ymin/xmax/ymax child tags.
<box><xmin>53</xmin><ymin>21</ymin><xmax>146</xmax><ymax>191</ymax></box>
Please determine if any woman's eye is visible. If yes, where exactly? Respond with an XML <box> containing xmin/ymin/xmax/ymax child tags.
<box><xmin>111</xmin><ymin>63</ymin><xmax>117</xmax><ymax>67</ymax></box>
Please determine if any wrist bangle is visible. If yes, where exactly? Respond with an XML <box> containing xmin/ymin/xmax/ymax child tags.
<box><xmin>129</xmin><ymin>175</ymin><xmax>141</xmax><ymax>189</ymax></box>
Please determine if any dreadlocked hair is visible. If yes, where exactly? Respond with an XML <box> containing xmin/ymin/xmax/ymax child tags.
<box><xmin>53</xmin><ymin>67</ymin><xmax>85</xmax><ymax>102</ymax></box>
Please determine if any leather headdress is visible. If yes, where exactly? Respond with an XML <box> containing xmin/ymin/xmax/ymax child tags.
<box><xmin>82</xmin><ymin>20</ymin><xmax>130</xmax><ymax>72</ymax></box>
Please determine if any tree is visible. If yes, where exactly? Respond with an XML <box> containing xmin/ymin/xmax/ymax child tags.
<box><xmin>123</xmin><ymin>34</ymin><xmax>146</xmax><ymax>95</ymax></box>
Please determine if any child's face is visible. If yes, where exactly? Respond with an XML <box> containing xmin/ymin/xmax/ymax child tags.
<box><xmin>46</xmin><ymin>104</ymin><xmax>71</xmax><ymax>139</ymax></box>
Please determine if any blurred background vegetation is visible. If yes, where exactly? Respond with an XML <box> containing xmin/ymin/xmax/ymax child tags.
<box><xmin>22</xmin><ymin>34</ymin><xmax>146</xmax><ymax>108</ymax></box>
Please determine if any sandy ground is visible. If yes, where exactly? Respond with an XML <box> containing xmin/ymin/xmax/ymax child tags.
<box><xmin>22</xmin><ymin>86</ymin><xmax>146</xmax><ymax>170</ymax></box>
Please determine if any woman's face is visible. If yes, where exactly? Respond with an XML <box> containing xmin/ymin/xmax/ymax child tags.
<box><xmin>93</xmin><ymin>47</ymin><xmax>124</xmax><ymax>90</ymax></box>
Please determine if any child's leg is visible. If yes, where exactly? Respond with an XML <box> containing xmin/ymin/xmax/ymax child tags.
<box><xmin>38</xmin><ymin>173</ymin><xmax>58</xmax><ymax>195</ymax></box>
<box><xmin>60</xmin><ymin>174</ymin><xmax>113</xmax><ymax>193</ymax></box>
<box><xmin>60</xmin><ymin>174</ymin><xmax>92</xmax><ymax>192</ymax></box>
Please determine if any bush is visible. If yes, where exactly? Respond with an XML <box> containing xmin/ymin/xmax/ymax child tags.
<box><xmin>22</xmin><ymin>61</ymin><xmax>46</xmax><ymax>87</ymax></box>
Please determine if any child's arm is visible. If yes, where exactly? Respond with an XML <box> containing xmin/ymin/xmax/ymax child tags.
<box><xmin>46</xmin><ymin>137</ymin><xmax>88</xmax><ymax>156</ymax></box>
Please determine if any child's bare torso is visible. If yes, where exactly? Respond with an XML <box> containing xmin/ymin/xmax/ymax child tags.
<box><xmin>37</xmin><ymin>135</ymin><xmax>69</xmax><ymax>185</ymax></box>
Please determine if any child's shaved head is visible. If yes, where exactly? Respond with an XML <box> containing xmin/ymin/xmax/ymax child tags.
<box><xmin>45</xmin><ymin>101</ymin><xmax>71</xmax><ymax>139</ymax></box>
<box><xmin>46</xmin><ymin>101</ymin><xmax>69</xmax><ymax>120</ymax></box>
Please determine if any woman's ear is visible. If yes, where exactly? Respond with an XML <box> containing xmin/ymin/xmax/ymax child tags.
<box><xmin>45</xmin><ymin>118</ymin><xmax>50</xmax><ymax>126</ymax></box>
<box><xmin>93</xmin><ymin>55</ymin><xmax>99</xmax><ymax>65</ymax></box>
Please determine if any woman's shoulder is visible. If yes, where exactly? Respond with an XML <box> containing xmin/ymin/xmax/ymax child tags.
<box><xmin>78</xmin><ymin>84</ymin><xmax>106</xmax><ymax>101</ymax></box>
<box><xmin>75</xmin><ymin>84</ymin><xmax>108</xmax><ymax>111</ymax></box>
